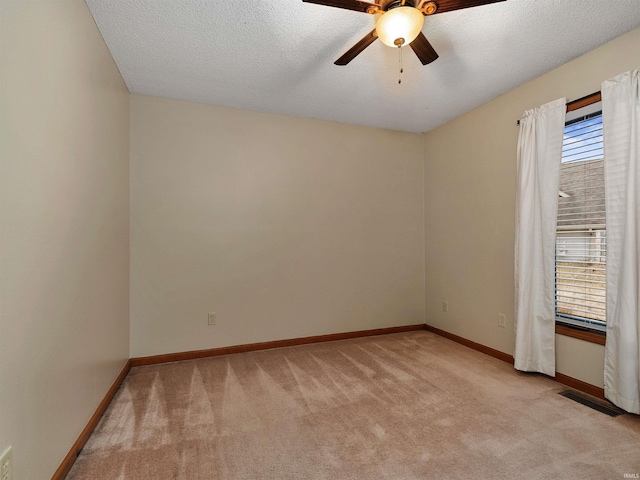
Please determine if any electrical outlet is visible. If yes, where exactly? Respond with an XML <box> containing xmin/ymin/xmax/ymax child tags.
<box><xmin>208</xmin><ymin>312</ymin><xmax>216</xmax><ymax>325</ymax></box>
<box><xmin>1</xmin><ymin>446</ymin><xmax>12</xmax><ymax>480</ymax></box>
<box><xmin>442</xmin><ymin>301</ymin><xmax>449</xmax><ymax>313</ymax></box>
<box><xmin>498</xmin><ymin>313</ymin><xmax>506</xmax><ymax>328</ymax></box>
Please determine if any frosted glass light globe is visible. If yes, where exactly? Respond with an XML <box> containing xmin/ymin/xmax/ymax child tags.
<box><xmin>375</xmin><ymin>7</ymin><xmax>425</xmax><ymax>47</ymax></box>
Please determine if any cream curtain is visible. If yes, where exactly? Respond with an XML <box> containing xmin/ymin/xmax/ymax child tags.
<box><xmin>602</xmin><ymin>68</ymin><xmax>640</xmax><ymax>414</ymax></box>
<box><xmin>514</xmin><ymin>98</ymin><xmax>566</xmax><ymax>377</ymax></box>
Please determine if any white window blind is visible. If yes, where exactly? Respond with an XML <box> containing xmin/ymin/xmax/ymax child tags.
<box><xmin>555</xmin><ymin>104</ymin><xmax>606</xmax><ymax>331</ymax></box>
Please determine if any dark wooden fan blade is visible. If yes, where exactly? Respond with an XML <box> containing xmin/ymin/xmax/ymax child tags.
<box><xmin>410</xmin><ymin>32</ymin><xmax>439</xmax><ymax>65</ymax></box>
<box><xmin>302</xmin><ymin>0</ymin><xmax>382</xmax><ymax>14</ymax></box>
<box><xmin>335</xmin><ymin>29</ymin><xmax>378</xmax><ymax>65</ymax></box>
<box><xmin>424</xmin><ymin>0</ymin><xmax>505</xmax><ymax>15</ymax></box>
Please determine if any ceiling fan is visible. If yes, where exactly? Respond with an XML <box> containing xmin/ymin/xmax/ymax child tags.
<box><xmin>302</xmin><ymin>0</ymin><xmax>506</xmax><ymax>66</ymax></box>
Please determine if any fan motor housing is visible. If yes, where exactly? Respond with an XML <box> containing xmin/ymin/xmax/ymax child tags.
<box><xmin>387</xmin><ymin>0</ymin><xmax>417</xmax><ymax>10</ymax></box>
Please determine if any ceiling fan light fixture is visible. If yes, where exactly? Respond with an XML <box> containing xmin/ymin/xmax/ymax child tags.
<box><xmin>375</xmin><ymin>6</ymin><xmax>425</xmax><ymax>48</ymax></box>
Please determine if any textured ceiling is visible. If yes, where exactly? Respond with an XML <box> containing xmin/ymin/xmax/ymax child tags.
<box><xmin>86</xmin><ymin>0</ymin><xmax>640</xmax><ymax>133</ymax></box>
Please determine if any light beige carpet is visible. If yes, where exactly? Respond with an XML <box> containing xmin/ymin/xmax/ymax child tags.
<box><xmin>66</xmin><ymin>331</ymin><xmax>640</xmax><ymax>479</ymax></box>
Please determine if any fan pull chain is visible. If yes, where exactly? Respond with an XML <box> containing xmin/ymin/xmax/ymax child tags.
<box><xmin>398</xmin><ymin>46</ymin><xmax>403</xmax><ymax>84</ymax></box>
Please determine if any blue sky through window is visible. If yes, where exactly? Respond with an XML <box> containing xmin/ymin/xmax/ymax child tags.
<box><xmin>562</xmin><ymin>114</ymin><xmax>603</xmax><ymax>163</ymax></box>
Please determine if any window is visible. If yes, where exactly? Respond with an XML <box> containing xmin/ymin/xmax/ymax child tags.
<box><xmin>555</xmin><ymin>100</ymin><xmax>606</xmax><ymax>333</ymax></box>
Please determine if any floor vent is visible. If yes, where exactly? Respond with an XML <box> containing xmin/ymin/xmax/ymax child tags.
<box><xmin>558</xmin><ymin>390</ymin><xmax>624</xmax><ymax>417</ymax></box>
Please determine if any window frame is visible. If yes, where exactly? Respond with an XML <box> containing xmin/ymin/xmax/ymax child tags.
<box><xmin>554</xmin><ymin>93</ymin><xmax>607</xmax><ymax>344</ymax></box>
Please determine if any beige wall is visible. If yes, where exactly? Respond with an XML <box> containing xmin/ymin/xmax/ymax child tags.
<box><xmin>0</xmin><ymin>1</ymin><xmax>130</xmax><ymax>479</ymax></box>
<box><xmin>423</xmin><ymin>27</ymin><xmax>640</xmax><ymax>388</ymax></box>
<box><xmin>130</xmin><ymin>95</ymin><xmax>425</xmax><ymax>357</ymax></box>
